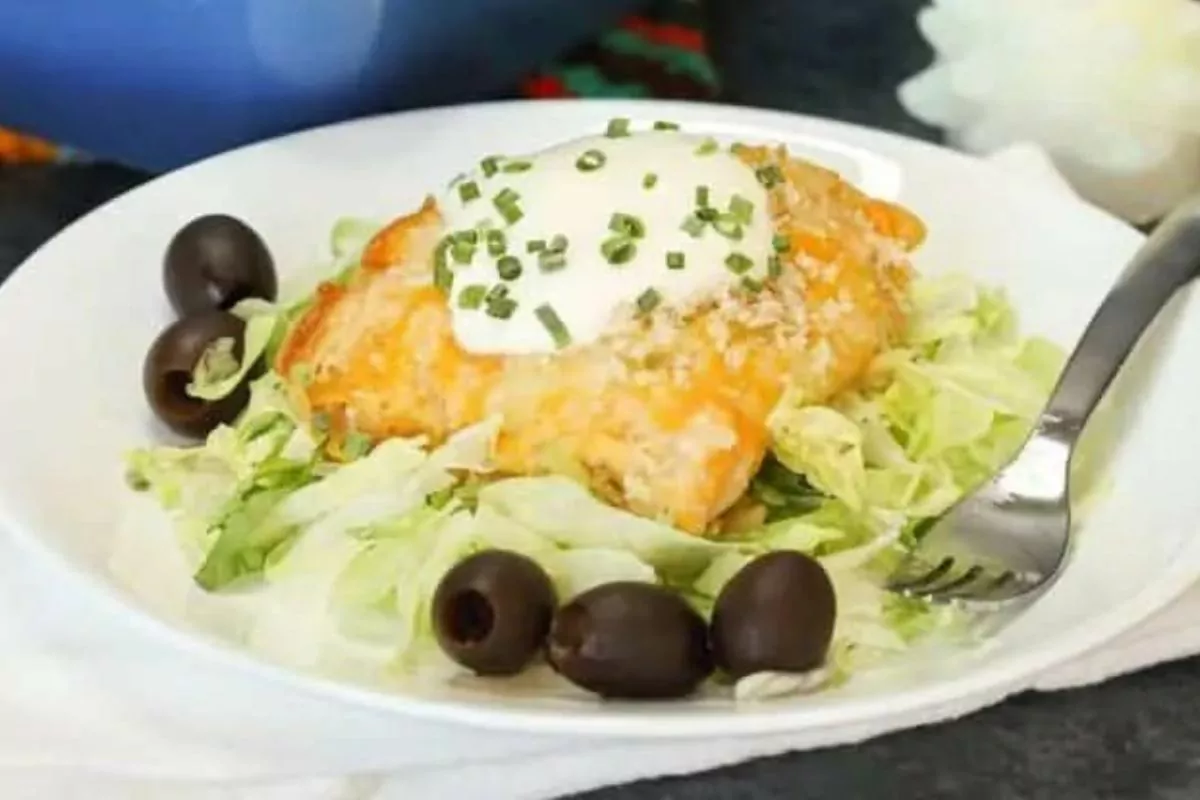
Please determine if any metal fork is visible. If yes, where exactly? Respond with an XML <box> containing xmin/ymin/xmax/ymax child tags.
<box><xmin>888</xmin><ymin>195</ymin><xmax>1200</xmax><ymax>606</ymax></box>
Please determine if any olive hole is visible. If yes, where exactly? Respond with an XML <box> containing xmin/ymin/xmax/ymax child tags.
<box><xmin>443</xmin><ymin>590</ymin><xmax>495</xmax><ymax>645</ymax></box>
<box><xmin>159</xmin><ymin>370</ymin><xmax>206</xmax><ymax>415</ymax></box>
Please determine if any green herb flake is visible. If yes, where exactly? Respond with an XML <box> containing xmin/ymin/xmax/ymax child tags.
<box><xmin>695</xmin><ymin>185</ymin><xmax>711</xmax><ymax>208</ymax></box>
<box><xmin>666</xmin><ymin>251</ymin><xmax>685</xmax><ymax>270</ymax></box>
<box><xmin>458</xmin><ymin>284</ymin><xmax>488</xmax><ymax>309</ymax></box>
<box><xmin>501</xmin><ymin>160</ymin><xmax>532</xmax><ymax>173</ymax></box>
<box><xmin>486</xmin><ymin>297</ymin><xmax>518</xmax><ymax>320</ymax></box>
<box><xmin>729</xmin><ymin>194</ymin><xmax>754</xmax><ymax>225</ymax></box>
<box><xmin>450</xmin><ymin>240</ymin><xmax>476</xmax><ymax>265</ymax></box>
<box><xmin>434</xmin><ymin>254</ymin><xmax>455</xmax><ymax>291</ymax></box>
<box><xmin>772</xmin><ymin>233</ymin><xmax>790</xmax><ymax>253</ymax></box>
<box><xmin>526</xmin><ymin>239</ymin><xmax>547</xmax><ymax>254</ymax></box>
<box><xmin>755</xmin><ymin>164</ymin><xmax>784</xmax><ymax>189</ymax></box>
<box><xmin>486</xmin><ymin>229</ymin><xmax>507</xmax><ymax>256</ymax></box>
<box><xmin>680</xmin><ymin>214</ymin><xmax>706</xmax><ymax>237</ymax></box>
<box><xmin>498</xmin><ymin>203</ymin><xmax>524</xmax><ymax>226</ymax></box>
<box><xmin>767</xmin><ymin>255</ymin><xmax>783</xmax><ymax>279</ymax></box>
<box><xmin>609</xmin><ymin>212</ymin><xmax>646</xmax><ymax>239</ymax></box>
<box><xmin>695</xmin><ymin>137</ymin><xmax>720</xmax><ymax>156</ymax></box>
<box><xmin>636</xmin><ymin>287</ymin><xmax>662</xmax><ymax>314</ymax></box>
<box><xmin>548</xmin><ymin>234</ymin><xmax>569</xmax><ymax>253</ymax></box>
<box><xmin>538</xmin><ymin>251</ymin><xmax>568</xmax><ymax>273</ymax></box>
<box><xmin>740</xmin><ymin>277</ymin><xmax>764</xmax><ymax>294</ymax></box>
<box><xmin>713</xmin><ymin>215</ymin><xmax>745</xmax><ymax>241</ymax></box>
<box><xmin>497</xmin><ymin>255</ymin><xmax>523</xmax><ymax>281</ymax></box>
<box><xmin>458</xmin><ymin>180</ymin><xmax>481</xmax><ymax>204</ymax></box>
<box><xmin>653</xmin><ymin>120</ymin><xmax>680</xmax><ymax>131</ymax></box>
<box><xmin>576</xmin><ymin>149</ymin><xmax>607</xmax><ymax>172</ymax></box>
<box><xmin>642</xmin><ymin>172</ymin><xmax>658</xmax><ymax>189</ymax></box>
<box><xmin>481</xmin><ymin>156</ymin><xmax>501</xmax><ymax>177</ymax></box>
<box><xmin>725</xmin><ymin>252</ymin><xmax>754</xmax><ymax>275</ymax></box>
<box><xmin>534</xmin><ymin>304</ymin><xmax>572</xmax><ymax>348</ymax></box>
<box><xmin>605</xmin><ymin>117</ymin><xmax>632</xmax><ymax>138</ymax></box>
<box><xmin>601</xmin><ymin>237</ymin><xmax>637</xmax><ymax>265</ymax></box>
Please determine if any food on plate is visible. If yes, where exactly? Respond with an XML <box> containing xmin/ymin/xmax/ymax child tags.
<box><xmin>275</xmin><ymin>129</ymin><xmax>921</xmax><ymax>533</ymax></box>
<box><xmin>546</xmin><ymin>581</ymin><xmax>712</xmax><ymax>699</ymax></box>
<box><xmin>164</xmin><ymin>213</ymin><xmax>278</xmax><ymax>316</ymax></box>
<box><xmin>432</xmin><ymin>549</ymin><xmax>557</xmax><ymax>676</ymax></box>
<box><xmin>710</xmin><ymin>551</ymin><xmax>836</xmax><ymax>680</ymax></box>
<box><xmin>121</xmin><ymin>119</ymin><xmax>1068</xmax><ymax>702</ymax></box>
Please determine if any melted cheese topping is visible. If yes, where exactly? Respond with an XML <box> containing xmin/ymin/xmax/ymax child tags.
<box><xmin>438</xmin><ymin>131</ymin><xmax>775</xmax><ymax>355</ymax></box>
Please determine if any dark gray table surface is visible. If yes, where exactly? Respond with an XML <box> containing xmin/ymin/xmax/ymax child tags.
<box><xmin>1</xmin><ymin>1</ymin><xmax>1196</xmax><ymax>797</ymax></box>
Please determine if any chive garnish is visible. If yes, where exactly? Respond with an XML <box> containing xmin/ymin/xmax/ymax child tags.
<box><xmin>497</xmin><ymin>255</ymin><xmax>523</xmax><ymax>281</ymax></box>
<box><xmin>534</xmin><ymin>303</ymin><xmax>571</xmax><ymax>348</ymax></box>
<box><xmin>755</xmin><ymin>164</ymin><xmax>783</xmax><ymax>188</ymax></box>
<box><xmin>458</xmin><ymin>181</ymin><xmax>481</xmax><ymax>204</ymax></box>
<box><xmin>485</xmin><ymin>284</ymin><xmax>509</xmax><ymax>303</ymax></box>
<box><xmin>486</xmin><ymin>229</ymin><xmax>507</xmax><ymax>256</ymax></box>
<box><xmin>458</xmin><ymin>284</ymin><xmax>488</xmax><ymax>309</ymax></box>
<box><xmin>548</xmin><ymin>234</ymin><xmax>569</xmax><ymax>253</ymax></box>
<box><xmin>481</xmin><ymin>156</ymin><xmax>500</xmax><ymax>177</ymax></box>
<box><xmin>653</xmin><ymin>120</ymin><xmax>680</xmax><ymax>131</ymax></box>
<box><xmin>456</xmin><ymin>229</ymin><xmax>479</xmax><ymax>245</ymax></box>
<box><xmin>729</xmin><ymin>194</ymin><xmax>754</xmax><ymax>224</ymax></box>
<box><xmin>434</xmin><ymin>257</ymin><xmax>455</xmax><ymax>292</ymax></box>
<box><xmin>636</xmin><ymin>287</ymin><xmax>662</xmax><ymax>314</ymax></box>
<box><xmin>741</xmin><ymin>277</ymin><xmax>764</xmax><ymax>294</ymax></box>
<box><xmin>609</xmin><ymin>212</ymin><xmax>646</xmax><ymax>239</ymax></box>
<box><xmin>494</xmin><ymin>187</ymin><xmax>520</xmax><ymax>207</ymax></box>
<box><xmin>643</xmin><ymin>172</ymin><xmax>658</xmax><ymax>189</ymax></box>
<box><xmin>526</xmin><ymin>239</ymin><xmax>546</xmax><ymax>254</ymax></box>
<box><xmin>695</xmin><ymin>137</ymin><xmax>719</xmax><ymax>156</ymax></box>
<box><xmin>725</xmin><ymin>252</ymin><xmax>753</xmax><ymax>275</ymax></box>
<box><xmin>601</xmin><ymin>237</ymin><xmax>637</xmax><ymax>265</ymax></box>
<box><xmin>681</xmin><ymin>214</ymin><xmax>706</xmax><ymax>237</ymax></box>
<box><xmin>486</xmin><ymin>297</ymin><xmax>517</xmax><ymax>319</ymax></box>
<box><xmin>666</xmin><ymin>251</ymin><xmax>685</xmax><ymax>270</ymax></box>
<box><xmin>502</xmin><ymin>160</ymin><xmax>532</xmax><ymax>173</ymax></box>
<box><xmin>713</xmin><ymin>215</ymin><xmax>744</xmax><ymax>241</ymax></box>
<box><xmin>538</xmin><ymin>251</ymin><xmax>568</xmax><ymax>272</ymax></box>
<box><xmin>576</xmin><ymin>149</ymin><xmax>607</xmax><ymax>171</ymax></box>
<box><xmin>696</xmin><ymin>207</ymin><xmax>719</xmax><ymax>222</ymax></box>
<box><xmin>695</xmin><ymin>185</ymin><xmax>711</xmax><ymax>208</ymax></box>
<box><xmin>450</xmin><ymin>240</ymin><xmax>475</xmax><ymax>265</ymax></box>
<box><xmin>605</xmin><ymin>117</ymin><xmax>631</xmax><ymax>138</ymax></box>
<box><xmin>772</xmin><ymin>233</ymin><xmax>790</xmax><ymax>253</ymax></box>
<box><xmin>498</xmin><ymin>203</ymin><xmax>524</xmax><ymax>225</ymax></box>
<box><xmin>767</xmin><ymin>255</ymin><xmax>783</xmax><ymax>278</ymax></box>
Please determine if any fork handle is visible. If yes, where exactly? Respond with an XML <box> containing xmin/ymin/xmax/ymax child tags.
<box><xmin>1041</xmin><ymin>196</ymin><xmax>1200</xmax><ymax>438</ymax></box>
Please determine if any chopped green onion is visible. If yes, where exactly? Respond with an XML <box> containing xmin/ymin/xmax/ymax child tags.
<box><xmin>696</xmin><ymin>207</ymin><xmax>719</xmax><ymax>222</ymax></box>
<box><xmin>458</xmin><ymin>181</ymin><xmax>481</xmax><ymax>204</ymax></box>
<box><xmin>576</xmin><ymin>149</ymin><xmax>607</xmax><ymax>171</ymax></box>
<box><xmin>481</xmin><ymin>156</ymin><xmax>500</xmax><ymax>177</ymax></box>
<box><xmin>695</xmin><ymin>137</ymin><xmax>719</xmax><ymax>156</ymax></box>
<box><xmin>729</xmin><ymin>194</ymin><xmax>754</xmax><ymax>224</ymax></box>
<box><xmin>534</xmin><ymin>303</ymin><xmax>572</xmax><ymax>348</ymax></box>
<box><xmin>653</xmin><ymin>120</ymin><xmax>680</xmax><ymax>131</ymax></box>
<box><xmin>497</xmin><ymin>255</ymin><xmax>523</xmax><ymax>281</ymax></box>
<box><xmin>725</xmin><ymin>252</ymin><xmax>754</xmax><ymax>275</ymax></box>
<box><xmin>601</xmin><ymin>237</ymin><xmax>637</xmax><ymax>265</ymax></box>
<box><xmin>526</xmin><ymin>239</ymin><xmax>546</xmax><ymax>254</ymax></box>
<box><xmin>502</xmin><ymin>160</ymin><xmax>532</xmax><ymax>173</ymax></box>
<box><xmin>290</xmin><ymin>362</ymin><xmax>314</xmax><ymax>386</ymax></box>
<box><xmin>455</xmin><ymin>229</ymin><xmax>479</xmax><ymax>245</ymax></box>
<box><xmin>609</xmin><ymin>212</ymin><xmax>646</xmax><ymax>239</ymax></box>
<box><xmin>494</xmin><ymin>187</ymin><xmax>520</xmax><ymax>207</ymax></box>
<box><xmin>458</xmin><ymin>284</ymin><xmax>488</xmax><ymax>309</ymax></box>
<box><xmin>755</xmin><ymin>164</ymin><xmax>784</xmax><ymax>188</ymax></box>
<box><xmin>343</xmin><ymin>431</ymin><xmax>373</xmax><ymax>460</ymax></box>
<box><xmin>538</xmin><ymin>251</ymin><xmax>568</xmax><ymax>272</ymax></box>
<box><xmin>498</xmin><ymin>203</ymin><xmax>524</xmax><ymax>225</ymax></box>
<box><xmin>450</xmin><ymin>240</ymin><xmax>476</xmax><ymax>264</ymax></box>
<box><xmin>434</xmin><ymin>256</ymin><xmax>455</xmax><ymax>292</ymax></box>
<box><xmin>486</xmin><ymin>229</ymin><xmax>507</xmax><ymax>256</ymax></box>
<box><xmin>666</xmin><ymin>251</ymin><xmax>685</xmax><ymax>270</ymax></box>
<box><xmin>485</xmin><ymin>284</ymin><xmax>509</xmax><ymax>303</ymax></box>
<box><xmin>605</xmin><ymin>117</ymin><xmax>631</xmax><ymax>138</ymax></box>
<box><xmin>636</xmin><ymin>287</ymin><xmax>662</xmax><ymax>314</ymax></box>
<box><xmin>767</xmin><ymin>255</ymin><xmax>783</xmax><ymax>278</ymax></box>
<box><xmin>695</xmin><ymin>185</ymin><xmax>711</xmax><ymax>208</ymax></box>
<box><xmin>642</xmin><ymin>172</ymin><xmax>658</xmax><ymax>189</ymax></box>
<box><xmin>772</xmin><ymin>233</ymin><xmax>790</xmax><ymax>253</ymax></box>
<box><xmin>680</xmin><ymin>214</ymin><xmax>706</xmax><ymax>237</ymax></box>
<box><xmin>713</xmin><ymin>215</ymin><xmax>744</xmax><ymax>241</ymax></box>
<box><xmin>740</xmin><ymin>277</ymin><xmax>764</xmax><ymax>294</ymax></box>
<box><xmin>486</xmin><ymin>297</ymin><xmax>517</xmax><ymax>319</ymax></box>
<box><xmin>548</xmin><ymin>234</ymin><xmax>569</xmax><ymax>253</ymax></box>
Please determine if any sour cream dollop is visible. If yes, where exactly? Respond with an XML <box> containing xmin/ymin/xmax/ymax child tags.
<box><xmin>439</xmin><ymin>130</ymin><xmax>775</xmax><ymax>355</ymax></box>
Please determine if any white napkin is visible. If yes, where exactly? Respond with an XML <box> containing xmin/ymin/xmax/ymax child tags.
<box><xmin>3</xmin><ymin>145</ymin><xmax>1194</xmax><ymax>800</ymax></box>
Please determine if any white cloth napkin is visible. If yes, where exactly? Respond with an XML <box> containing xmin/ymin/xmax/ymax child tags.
<box><xmin>4</xmin><ymin>145</ymin><xmax>1196</xmax><ymax>800</ymax></box>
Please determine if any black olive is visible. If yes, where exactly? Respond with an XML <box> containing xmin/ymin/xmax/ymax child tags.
<box><xmin>710</xmin><ymin>551</ymin><xmax>836</xmax><ymax>680</ymax></box>
<box><xmin>142</xmin><ymin>311</ymin><xmax>253</xmax><ymax>438</ymax></box>
<box><xmin>547</xmin><ymin>582</ymin><xmax>712</xmax><ymax>700</ymax></box>
<box><xmin>432</xmin><ymin>550</ymin><xmax>556</xmax><ymax>676</ymax></box>
<box><xmin>164</xmin><ymin>214</ymin><xmax>277</xmax><ymax>316</ymax></box>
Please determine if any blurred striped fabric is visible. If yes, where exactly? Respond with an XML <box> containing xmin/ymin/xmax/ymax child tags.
<box><xmin>0</xmin><ymin>1</ymin><xmax>714</xmax><ymax>166</ymax></box>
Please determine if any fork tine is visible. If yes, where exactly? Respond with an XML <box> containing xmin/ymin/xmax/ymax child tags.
<box><xmin>887</xmin><ymin>555</ymin><xmax>955</xmax><ymax>593</ymax></box>
<box><xmin>926</xmin><ymin>564</ymin><xmax>985</xmax><ymax>595</ymax></box>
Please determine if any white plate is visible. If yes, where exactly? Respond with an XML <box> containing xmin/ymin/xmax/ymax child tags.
<box><xmin>0</xmin><ymin>100</ymin><xmax>1195</xmax><ymax>739</ymax></box>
